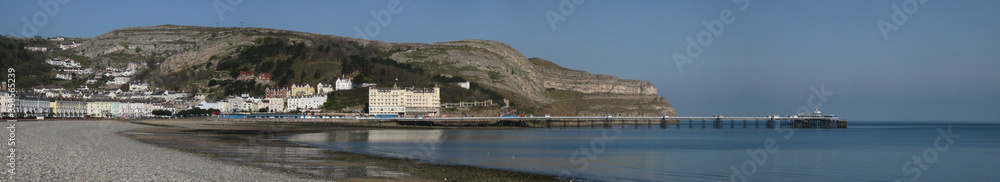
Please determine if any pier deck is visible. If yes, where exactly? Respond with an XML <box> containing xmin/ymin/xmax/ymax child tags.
<box><xmin>357</xmin><ymin>116</ymin><xmax>847</xmax><ymax>129</ymax></box>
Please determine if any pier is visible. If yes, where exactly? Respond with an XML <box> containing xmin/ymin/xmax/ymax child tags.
<box><xmin>214</xmin><ymin>109</ymin><xmax>846</xmax><ymax>129</ymax></box>
<box><xmin>358</xmin><ymin>115</ymin><xmax>847</xmax><ymax>129</ymax></box>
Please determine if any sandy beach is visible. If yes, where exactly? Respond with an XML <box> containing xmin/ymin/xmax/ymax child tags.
<box><xmin>6</xmin><ymin>119</ymin><xmax>563</xmax><ymax>181</ymax></box>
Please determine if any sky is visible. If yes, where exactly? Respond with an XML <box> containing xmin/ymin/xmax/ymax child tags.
<box><xmin>3</xmin><ymin>0</ymin><xmax>999</xmax><ymax>121</ymax></box>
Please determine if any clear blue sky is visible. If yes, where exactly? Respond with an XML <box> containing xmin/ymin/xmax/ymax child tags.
<box><xmin>4</xmin><ymin>0</ymin><xmax>999</xmax><ymax>121</ymax></box>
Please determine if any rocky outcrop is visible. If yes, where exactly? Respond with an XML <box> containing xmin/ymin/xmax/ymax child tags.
<box><xmin>389</xmin><ymin>40</ymin><xmax>675</xmax><ymax>116</ymax></box>
<box><xmin>73</xmin><ymin>25</ymin><xmax>274</xmax><ymax>75</ymax></box>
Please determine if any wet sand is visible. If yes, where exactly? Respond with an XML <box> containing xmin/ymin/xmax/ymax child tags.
<box><xmin>122</xmin><ymin>118</ymin><xmax>565</xmax><ymax>181</ymax></box>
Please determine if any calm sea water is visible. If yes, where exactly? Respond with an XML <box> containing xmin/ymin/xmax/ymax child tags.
<box><xmin>284</xmin><ymin>121</ymin><xmax>1000</xmax><ymax>181</ymax></box>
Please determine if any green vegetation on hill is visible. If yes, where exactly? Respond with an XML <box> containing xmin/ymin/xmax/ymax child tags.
<box><xmin>212</xmin><ymin>80</ymin><xmax>265</xmax><ymax>97</ymax></box>
<box><xmin>323</xmin><ymin>88</ymin><xmax>367</xmax><ymax>111</ymax></box>
<box><xmin>431</xmin><ymin>75</ymin><xmax>504</xmax><ymax>103</ymax></box>
<box><xmin>0</xmin><ymin>37</ymin><xmax>54</xmax><ymax>88</ymax></box>
<box><xmin>193</xmin><ymin>36</ymin><xmax>505</xmax><ymax>104</ymax></box>
<box><xmin>214</xmin><ymin>37</ymin><xmax>311</xmax><ymax>87</ymax></box>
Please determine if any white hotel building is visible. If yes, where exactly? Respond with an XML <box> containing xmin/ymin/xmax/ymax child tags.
<box><xmin>368</xmin><ymin>85</ymin><xmax>440</xmax><ymax>116</ymax></box>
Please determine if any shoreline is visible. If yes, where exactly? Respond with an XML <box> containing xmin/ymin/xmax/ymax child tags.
<box><xmin>13</xmin><ymin>120</ymin><xmax>329</xmax><ymax>181</ymax></box>
<box><xmin>122</xmin><ymin>118</ymin><xmax>568</xmax><ymax>181</ymax></box>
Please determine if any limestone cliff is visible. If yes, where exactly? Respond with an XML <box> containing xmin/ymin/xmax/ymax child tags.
<box><xmin>389</xmin><ymin>40</ymin><xmax>674</xmax><ymax>116</ymax></box>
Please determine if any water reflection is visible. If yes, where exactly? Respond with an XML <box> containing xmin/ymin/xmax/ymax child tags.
<box><xmin>285</xmin><ymin>123</ymin><xmax>1000</xmax><ymax>182</ymax></box>
<box><xmin>287</xmin><ymin>130</ymin><xmax>444</xmax><ymax>143</ymax></box>
<box><xmin>124</xmin><ymin>130</ymin><xmax>415</xmax><ymax>180</ymax></box>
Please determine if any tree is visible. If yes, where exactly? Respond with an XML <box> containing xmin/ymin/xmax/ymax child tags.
<box><xmin>257</xmin><ymin>61</ymin><xmax>274</xmax><ymax>73</ymax></box>
<box><xmin>323</xmin><ymin>89</ymin><xmax>368</xmax><ymax>111</ymax></box>
<box><xmin>177</xmin><ymin>108</ymin><xmax>219</xmax><ymax>116</ymax></box>
<box><xmin>152</xmin><ymin>109</ymin><xmax>172</xmax><ymax>116</ymax></box>
<box><xmin>119</xmin><ymin>84</ymin><xmax>130</xmax><ymax>92</ymax></box>
<box><xmin>258</xmin><ymin>108</ymin><xmax>268</xmax><ymax>112</ymax></box>
<box><xmin>0</xmin><ymin>37</ymin><xmax>54</xmax><ymax>88</ymax></box>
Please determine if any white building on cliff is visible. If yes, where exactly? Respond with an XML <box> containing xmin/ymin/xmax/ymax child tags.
<box><xmin>335</xmin><ymin>77</ymin><xmax>352</xmax><ymax>90</ymax></box>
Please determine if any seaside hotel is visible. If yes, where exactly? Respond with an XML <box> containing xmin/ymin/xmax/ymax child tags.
<box><xmin>368</xmin><ymin>85</ymin><xmax>440</xmax><ymax>117</ymax></box>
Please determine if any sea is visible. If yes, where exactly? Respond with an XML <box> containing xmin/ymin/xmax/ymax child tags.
<box><xmin>284</xmin><ymin>121</ymin><xmax>1000</xmax><ymax>181</ymax></box>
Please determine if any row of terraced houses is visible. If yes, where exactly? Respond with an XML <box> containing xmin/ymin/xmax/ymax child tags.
<box><xmin>0</xmin><ymin>93</ymin><xmax>172</xmax><ymax>118</ymax></box>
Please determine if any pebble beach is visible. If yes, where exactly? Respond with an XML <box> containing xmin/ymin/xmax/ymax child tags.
<box><xmin>9</xmin><ymin>120</ymin><xmax>322</xmax><ymax>181</ymax></box>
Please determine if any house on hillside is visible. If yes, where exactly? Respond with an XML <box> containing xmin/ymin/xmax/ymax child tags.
<box><xmin>290</xmin><ymin>84</ymin><xmax>314</xmax><ymax>97</ymax></box>
<box><xmin>335</xmin><ymin>77</ymin><xmax>352</xmax><ymax>90</ymax></box>
<box><xmin>316</xmin><ymin>83</ymin><xmax>333</xmax><ymax>94</ymax></box>
<box><xmin>455</xmin><ymin>81</ymin><xmax>470</xmax><ymax>89</ymax></box>
<box><xmin>56</xmin><ymin>73</ymin><xmax>73</xmax><ymax>80</ymax></box>
<box><xmin>107</xmin><ymin>77</ymin><xmax>131</xmax><ymax>86</ymax></box>
<box><xmin>256</xmin><ymin>72</ymin><xmax>272</xmax><ymax>83</ymax></box>
<box><xmin>237</xmin><ymin>71</ymin><xmax>256</xmax><ymax>81</ymax></box>
<box><xmin>24</xmin><ymin>46</ymin><xmax>48</xmax><ymax>52</ymax></box>
<box><xmin>59</xmin><ymin>42</ymin><xmax>82</xmax><ymax>49</ymax></box>
<box><xmin>129</xmin><ymin>81</ymin><xmax>149</xmax><ymax>91</ymax></box>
